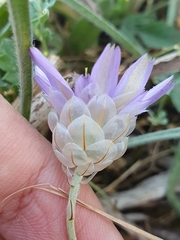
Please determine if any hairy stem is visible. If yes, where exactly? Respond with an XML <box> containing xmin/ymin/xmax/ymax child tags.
<box><xmin>7</xmin><ymin>0</ymin><xmax>32</xmax><ymax>120</ymax></box>
<box><xmin>67</xmin><ymin>172</ymin><xmax>83</xmax><ymax>240</ymax></box>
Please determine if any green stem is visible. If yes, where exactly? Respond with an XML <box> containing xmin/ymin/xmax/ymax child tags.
<box><xmin>58</xmin><ymin>0</ymin><xmax>145</xmax><ymax>57</ymax></box>
<box><xmin>67</xmin><ymin>172</ymin><xmax>83</xmax><ymax>240</ymax></box>
<box><xmin>7</xmin><ymin>0</ymin><xmax>32</xmax><ymax>120</ymax></box>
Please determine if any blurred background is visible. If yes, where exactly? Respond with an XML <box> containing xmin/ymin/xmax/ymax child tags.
<box><xmin>1</xmin><ymin>0</ymin><xmax>180</xmax><ymax>239</ymax></box>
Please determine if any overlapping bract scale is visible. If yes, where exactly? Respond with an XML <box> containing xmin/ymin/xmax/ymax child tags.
<box><xmin>88</xmin><ymin>94</ymin><xmax>117</xmax><ymax>127</ymax></box>
<box><xmin>50</xmin><ymin>100</ymin><xmax>131</xmax><ymax>177</ymax></box>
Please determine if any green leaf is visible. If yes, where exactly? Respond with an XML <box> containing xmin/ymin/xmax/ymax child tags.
<box><xmin>0</xmin><ymin>39</ymin><xmax>18</xmax><ymax>85</ymax></box>
<box><xmin>0</xmin><ymin>39</ymin><xmax>18</xmax><ymax>84</ymax></box>
<box><xmin>69</xmin><ymin>18</ymin><xmax>100</xmax><ymax>54</ymax></box>
<box><xmin>148</xmin><ymin>109</ymin><xmax>169</xmax><ymax>126</ymax></box>
<box><xmin>128</xmin><ymin>127</ymin><xmax>180</xmax><ymax>148</ymax></box>
<box><xmin>0</xmin><ymin>54</ymin><xmax>17</xmax><ymax>72</ymax></box>
<box><xmin>0</xmin><ymin>38</ymin><xmax>15</xmax><ymax>55</ymax></box>
<box><xmin>167</xmin><ymin>143</ymin><xmax>180</xmax><ymax>217</ymax></box>
<box><xmin>121</xmin><ymin>14</ymin><xmax>180</xmax><ymax>49</ymax></box>
<box><xmin>0</xmin><ymin>22</ymin><xmax>11</xmax><ymax>40</ymax></box>
<box><xmin>0</xmin><ymin>38</ymin><xmax>17</xmax><ymax>72</ymax></box>
<box><xmin>43</xmin><ymin>0</ymin><xmax>56</xmax><ymax>9</ymax></box>
<box><xmin>30</xmin><ymin>0</ymin><xmax>55</xmax><ymax>27</ymax></box>
<box><xmin>0</xmin><ymin>2</ymin><xmax>9</xmax><ymax>30</ymax></box>
<box><xmin>121</xmin><ymin>13</ymin><xmax>156</xmax><ymax>49</ymax></box>
<box><xmin>3</xmin><ymin>71</ymin><xmax>18</xmax><ymax>85</ymax></box>
<box><xmin>99</xmin><ymin>0</ymin><xmax>130</xmax><ymax>23</ymax></box>
<box><xmin>58</xmin><ymin>0</ymin><xmax>145</xmax><ymax>57</ymax></box>
<box><xmin>31</xmin><ymin>9</ymin><xmax>49</xmax><ymax>27</ymax></box>
<box><xmin>138</xmin><ymin>21</ymin><xmax>180</xmax><ymax>49</ymax></box>
<box><xmin>30</xmin><ymin>0</ymin><xmax>49</xmax><ymax>27</ymax></box>
<box><xmin>121</xmin><ymin>13</ymin><xmax>156</xmax><ymax>36</ymax></box>
<box><xmin>0</xmin><ymin>2</ymin><xmax>11</xmax><ymax>40</ymax></box>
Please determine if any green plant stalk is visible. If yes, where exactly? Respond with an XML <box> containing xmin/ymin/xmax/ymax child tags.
<box><xmin>58</xmin><ymin>0</ymin><xmax>145</xmax><ymax>57</ymax></box>
<box><xmin>7</xmin><ymin>0</ymin><xmax>32</xmax><ymax>120</ymax></box>
<box><xmin>166</xmin><ymin>0</ymin><xmax>178</xmax><ymax>26</ymax></box>
<box><xmin>128</xmin><ymin>127</ymin><xmax>180</xmax><ymax>148</ymax></box>
<box><xmin>167</xmin><ymin>146</ymin><xmax>180</xmax><ymax>216</ymax></box>
<box><xmin>67</xmin><ymin>172</ymin><xmax>83</xmax><ymax>240</ymax></box>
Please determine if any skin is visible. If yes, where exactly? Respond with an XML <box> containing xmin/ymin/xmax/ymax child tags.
<box><xmin>0</xmin><ymin>95</ymin><xmax>123</xmax><ymax>240</ymax></box>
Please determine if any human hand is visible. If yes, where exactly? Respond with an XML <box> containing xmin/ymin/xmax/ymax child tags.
<box><xmin>0</xmin><ymin>95</ymin><xmax>123</xmax><ymax>240</ymax></box>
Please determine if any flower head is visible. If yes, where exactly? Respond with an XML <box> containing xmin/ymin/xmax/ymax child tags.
<box><xmin>29</xmin><ymin>45</ymin><xmax>174</xmax><ymax>183</ymax></box>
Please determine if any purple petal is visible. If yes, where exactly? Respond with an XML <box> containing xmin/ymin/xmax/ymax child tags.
<box><xmin>140</xmin><ymin>76</ymin><xmax>175</xmax><ymax>111</ymax></box>
<box><xmin>78</xmin><ymin>82</ymin><xmax>103</xmax><ymax>103</ymax></box>
<box><xmin>74</xmin><ymin>74</ymin><xmax>91</xmax><ymax>96</ymax></box>
<box><xmin>120</xmin><ymin>76</ymin><xmax>174</xmax><ymax>114</ymax></box>
<box><xmin>114</xmin><ymin>54</ymin><xmax>154</xmax><ymax>98</ymax></box>
<box><xmin>34</xmin><ymin>66</ymin><xmax>51</xmax><ymax>94</ymax></box>
<box><xmin>29</xmin><ymin>47</ymin><xmax>73</xmax><ymax>99</ymax></box>
<box><xmin>91</xmin><ymin>44</ymin><xmax>121</xmax><ymax>96</ymax></box>
<box><xmin>48</xmin><ymin>88</ymin><xmax>67</xmax><ymax>114</ymax></box>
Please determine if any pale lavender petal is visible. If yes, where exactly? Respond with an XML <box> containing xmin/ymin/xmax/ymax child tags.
<box><xmin>120</xmin><ymin>103</ymin><xmax>140</xmax><ymax>115</ymax></box>
<box><xmin>88</xmin><ymin>94</ymin><xmax>117</xmax><ymax>127</ymax></box>
<box><xmin>29</xmin><ymin>47</ymin><xmax>73</xmax><ymax>99</ymax></box>
<box><xmin>91</xmin><ymin>44</ymin><xmax>121</xmax><ymax>95</ymax></box>
<box><xmin>120</xmin><ymin>76</ymin><xmax>175</xmax><ymax>114</ymax></box>
<box><xmin>114</xmin><ymin>54</ymin><xmax>154</xmax><ymax>98</ymax></box>
<box><xmin>142</xmin><ymin>76</ymin><xmax>174</xmax><ymax>101</ymax></box>
<box><xmin>113</xmin><ymin>92</ymin><xmax>136</xmax><ymax>112</ymax></box>
<box><xmin>34</xmin><ymin>66</ymin><xmax>50</xmax><ymax>94</ymax></box>
<box><xmin>48</xmin><ymin>88</ymin><xmax>67</xmax><ymax>114</ymax></box>
<box><xmin>140</xmin><ymin>76</ymin><xmax>175</xmax><ymax>111</ymax></box>
<box><xmin>78</xmin><ymin>82</ymin><xmax>103</xmax><ymax>103</ymax></box>
<box><xmin>119</xmin><ymin>93</ymin><xmax>146</xmax><ymax>115</ymax></box>
<box><xmin>74</xmin><ymin>74</ymin><xmax>91</xmax><ymax>96</ymax></box>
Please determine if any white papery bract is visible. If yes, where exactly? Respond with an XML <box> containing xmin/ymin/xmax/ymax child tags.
<box><xmin>49</xmin><ymin>95</ymin><xmax>131</xmax><ymax>181</ymax></box>
<box><xmin>29</xmin><ymin>44</ymin><xmax>174</xmax><ymax>183</ymax></box>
